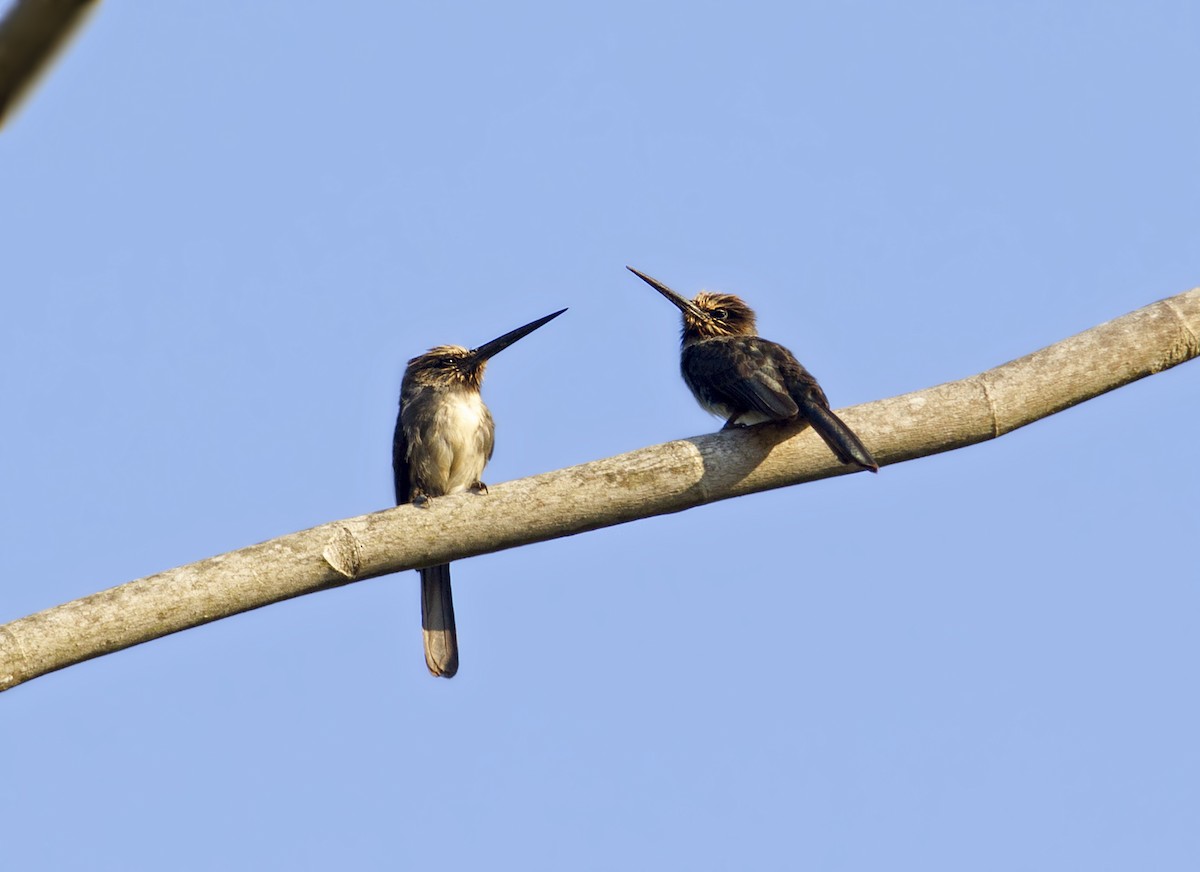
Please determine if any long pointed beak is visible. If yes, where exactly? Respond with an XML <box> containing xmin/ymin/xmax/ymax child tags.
<box><xmin>626</xmin><ymin>266</ymin><xmax>707</xmax><ymax>320</ymax></box>
<box><xmin>469</xmin><ymin>307</ymin><xmax>568</xmax><ymax>363</ymax></box>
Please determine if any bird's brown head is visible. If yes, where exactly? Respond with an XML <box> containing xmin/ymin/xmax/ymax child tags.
<box><xmin>405</xmin><ymin>345</ymin><xmax>485</xmax><ymax>389</ymax></box>
<box><xmin>403</xmin><ymin>308</ymin><xmax>567</xmax><ymax>389</ymax></box>
<box><xmin>626</xmin><ymin>267</ymin><xmax>758</xmax><ymax>343</ymax></box>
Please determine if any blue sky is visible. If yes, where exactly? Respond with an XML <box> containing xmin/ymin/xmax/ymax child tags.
<box><xmin>2</xmin><ymin>2</ymin><xmax>1198</xmax><ymax>869</ymax></box>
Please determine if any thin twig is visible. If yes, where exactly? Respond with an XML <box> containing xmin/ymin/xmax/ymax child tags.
<box><xmin>0</xmin><ymin>0</ymin><xmax>99</xmax><ymax>130</ymax></box>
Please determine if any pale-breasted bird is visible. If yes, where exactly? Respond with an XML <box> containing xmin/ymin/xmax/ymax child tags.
<box><xmin>393</xmin><ymin>307</ymin><xmax>567</xmax><ymax>678</ymax></box>
<box><xmin>627</xmin><ymin>267</ymin><xmax>878</xmax><ymax>472</ymax></box>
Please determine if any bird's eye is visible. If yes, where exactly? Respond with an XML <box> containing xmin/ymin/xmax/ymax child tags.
<box><xmin>712</xmin><ymin>308</ymin><xmax>729</xmax><ymax>321</ymax></box>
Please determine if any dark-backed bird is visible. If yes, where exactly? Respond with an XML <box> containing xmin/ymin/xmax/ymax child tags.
<box><xmin>627</xmin><ymin>267</ymin><xmax>877</xmax><ymax>472</ymax></box>
<box><xmin>393</xmin><ymin>307</ymin><xmax>567</xmax><ymax>678</ymax></box>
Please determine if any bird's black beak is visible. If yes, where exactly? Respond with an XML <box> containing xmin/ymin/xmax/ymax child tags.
<box><xmin>626</xmin><ymin>266</ymin><xmax>707</xmax><ymax>321</ymax></box>
<box><xmin>469</xmin><ymin>308</ymin><xmax>568</xmax><ymax>364</ymax></box>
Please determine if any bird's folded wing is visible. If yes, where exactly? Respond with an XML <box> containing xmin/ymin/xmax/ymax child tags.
<box><xmin>685</xmin><ymin>337</ymin><xmax>800</xmax><ymax>420</ymax></box>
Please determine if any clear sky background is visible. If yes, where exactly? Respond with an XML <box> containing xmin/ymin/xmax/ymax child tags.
<box><xmin>2</xmin><ymin>2</ymin><xmax>1198</xmax><ymax>869</ymax></box>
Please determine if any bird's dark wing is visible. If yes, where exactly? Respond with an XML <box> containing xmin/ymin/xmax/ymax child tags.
<box><xmin>392</xmin><ymin>404</ymin><xmax>411</xmax><ymax>505</ymax></box>
<box><xmin>683</xmin><ymin>337</ymin><xmax>801</xmax><ymax>420</ymax></box>
<box><xmin>774</xmin><ymin>352</ymin><xmax>832</xmax><ymax>409</ymax></box>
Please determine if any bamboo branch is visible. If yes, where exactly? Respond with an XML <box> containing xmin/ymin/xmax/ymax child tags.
<box><xmin>2</xmin><ymin>287</ymin><xmax>1198</xmax><ymax>692</ymax></box>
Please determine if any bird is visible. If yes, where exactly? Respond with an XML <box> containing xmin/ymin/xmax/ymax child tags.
<box><xmin>627</xmin><ymin>267</ymin><xmax>878</xmax><ymax>472</ymax></box>
<box><xmin>393</xmin><ymin>307</ymin><xmax>567</xmax><ymax>678</ymax></box>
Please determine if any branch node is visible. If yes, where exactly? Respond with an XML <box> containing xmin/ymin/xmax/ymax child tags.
<box><xmin>1162</xmin><ymin>296</ymin><xmax>1200</xmax><ymax>364</ymax></box>
<box><xmin>975</xmin><ymin>375</ymin><xmax>1002</xmax><ymax>438</ymax></box>
<box><xmin>322</xmin><ymin>525</ymin><xmax>363</xmax><ymax>579</ymax></box>
<box><xmin>0</xmin><ymin>624</ymin><xmax>28</xmax><ymax>691</ymax></box>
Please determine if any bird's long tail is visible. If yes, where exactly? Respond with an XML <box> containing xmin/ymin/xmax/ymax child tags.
<box><xmin>796</xmin><ymin>391</ymin><xmax>879</xmax><ymax>472</ymax></box>
<box><xmin>420</xmin><ymin>564</ymin><xmax>459</xmax><ymax>678</ymax></box>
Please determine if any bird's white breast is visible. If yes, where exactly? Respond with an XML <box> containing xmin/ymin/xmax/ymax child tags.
<box><xmin>434</xmin><ymin>390</ymin><xmax>491</xmax><ymax>494</ymax></box>
<box><xmin>441</xmin><ymin>391</ymin><xmax>487</xmax><ymax>440</ymax></box>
